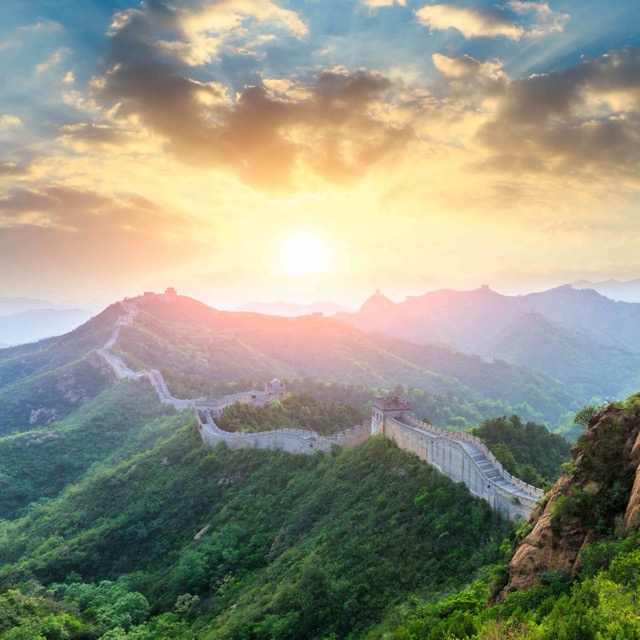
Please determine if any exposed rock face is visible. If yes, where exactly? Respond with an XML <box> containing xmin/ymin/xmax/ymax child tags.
<box><xmin>499</xmin><ymin>475</ymin><xmax>591</xmax><ymax>597</ymax></box>
<box><xmin>624</xmin><ymin>430</ymin><xmax>640</xmax><ymax>531</ymax></box>
<box><xmin>500</xmin><ymin>403</ymin><xmax>640</xmax><ymax>600</ymax></box>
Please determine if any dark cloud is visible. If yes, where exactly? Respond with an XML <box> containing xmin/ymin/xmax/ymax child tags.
<box><xmin>67</xmin><ymin>1</ymin><xmax>413</xmax><ymax>189</ymax></box>
<box><xmin>475</xmin><ymin>48</ymin><xmax>640</xmax><ymax>175</ymax></box>
<box><xmin>0</xmin><ymin>185</ymin><xmax>195</xmax><ymax>237</ymax></box>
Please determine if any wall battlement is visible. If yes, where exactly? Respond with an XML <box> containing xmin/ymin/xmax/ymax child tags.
<box><xmin>373</xmin><ymin>397</ymin><xmax>543</xmax><ymax>520</ymax></box>
<box><xmin>197</xmin><ymin>408</ymin><xmax>371</xmax><ymax>454</ymax></box>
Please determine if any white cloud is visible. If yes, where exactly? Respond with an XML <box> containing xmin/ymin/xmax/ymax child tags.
<box><xmin>507</xmin><ymin>1</ymin><xmax>568</xmax><ymax>37</ymax></box>
<box><xmin>415</xmin><ymin>1</ymin><xmax>568</xmax><ymax>40</ymax></box>
<box><xmin>361</xmin><ymin>0</ymin><xmax>407</xmax><ymax>13</ymax></box>
<box><xmin>0</xmin><ymin>115</ymin><xmax>23</xmax><ymax>130</ymax></box>
<box><xmin>416</xmin><ymin>4</ymin><xmax>523</xmax><ymax>39</ymax></box>
<box><xmin>35</xmin><ymin>47</ymin><xmax>69</xmax><ymax>74</ymax></box>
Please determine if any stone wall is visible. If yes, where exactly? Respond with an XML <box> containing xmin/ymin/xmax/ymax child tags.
<box><xmin>383</xmin><ymin>416</ymin><xmax>541</xmax><ymax>520</ymax></box>
<box><xmin>197</xmin><ymin>409</ymin><xmax>370</xmax><ymax>454</ymax></box>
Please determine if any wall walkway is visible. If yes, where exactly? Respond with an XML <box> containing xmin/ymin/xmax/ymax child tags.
<box><xmin>383</xmin><ymin>415</ymin><xmax>542</xmax><ymax>520</ymax></box>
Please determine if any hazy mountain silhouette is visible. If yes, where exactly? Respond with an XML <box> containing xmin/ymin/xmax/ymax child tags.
<box><xmin>338</xmin><ymin>285</ymin><xmax>640</xmax><ymax>400</ymax></box>
<box><xmin>573</xmin><ymin>278</ymin><xmax>640</xmax><ymax>303</ymax></box>
<box><xmin>0</xmin><ymin>308</ymin><xmax>93</xmax><ymax>346</ymax></box>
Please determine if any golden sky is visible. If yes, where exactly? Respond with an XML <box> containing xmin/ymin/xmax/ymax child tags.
<box><xmin>1</xmin><ymin>0</ymin><xmax>640</xmax><ymax>307</ymax></box>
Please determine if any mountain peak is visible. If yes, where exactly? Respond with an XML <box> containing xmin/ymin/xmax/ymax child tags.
<box><xmin>359</xmin><ymin>290</ymin><xmax>397</xmax><ymax>314</ymax></box>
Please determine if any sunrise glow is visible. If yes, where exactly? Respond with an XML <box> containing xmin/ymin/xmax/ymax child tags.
<box><xmin>0</xmin><ymin>1</ymin><xmax>638</xmax><ymax>308</ymax></box>
<box><xmin>278</xmin><ymin>231</ymin><xmax>332</xmax><ymax>275</ymax></box>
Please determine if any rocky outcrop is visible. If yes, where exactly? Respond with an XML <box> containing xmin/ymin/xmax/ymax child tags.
<box><xmin>500</xmin><ymin>403</ymin><xmax>640</xmax><ymax>600</ymax></box>
<box><xmin>499</xmin><ymin>475</ymin><xmax>591</xmax><ymax>596</ymax></box>
<box><xmin>624</xmin><ymin>429</ymin><xmax>640</xmax><ymax>531</ymax></box>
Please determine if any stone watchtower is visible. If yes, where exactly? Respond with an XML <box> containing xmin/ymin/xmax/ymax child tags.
<box><xmin>371</xmin><ymin>396</ymin><xmax>412</xmax><ymax>436</ymax></box>
<box><xmin>264</xmin><ymin>378</ymin><xmax>286</xmax><ymax>400</ymax></box>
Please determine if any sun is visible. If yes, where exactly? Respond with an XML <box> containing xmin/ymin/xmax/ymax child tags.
<box><xmin>279</xmin><ymin>230</ymin><xmax>332</xmax><ymax>275</ymax></box>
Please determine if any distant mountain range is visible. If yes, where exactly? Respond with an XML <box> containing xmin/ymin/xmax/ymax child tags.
<box><xmin>0</xmin><ymin>295</ymin><xmax>60</xmax><ymax>315</ymax></box>
<box><xmin>573</xmin><ymin>278</ymin><xmax>640</xmax><ymax>303</ymax></box>
<box><xmin>235</xmin><ymin>299</ymin><xmax>353</xmax><ymax>316</ymax></box>
<box><xmin>336</xmin><ymin>285</ymin><xmax>640</xmax><ymax>401</ymax></box>
<box><xmin>0</xmin><ymin>308</ymin><xmax>93</xmax><ymax>346</ymax></box>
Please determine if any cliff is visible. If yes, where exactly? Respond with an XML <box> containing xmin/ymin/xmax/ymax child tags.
<box><xmin>500</xmin><ymin>400</ymin><xmax>640</xmax><ymax>599</ymax></box>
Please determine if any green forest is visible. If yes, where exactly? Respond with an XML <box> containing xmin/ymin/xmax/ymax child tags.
<box><xmin>216</xmin><ymin>392</ymin><xmax>369</xmax><ymax>435</ymax></box>
<box><xmin>0</xmin><ymin>425</ymin><xmax>508</xmax><ymax>639</ymax></box>
<box><xmin>1</xmin><ymin>395</ymin><xmax>640</xmax><ymax>639</ymax></box>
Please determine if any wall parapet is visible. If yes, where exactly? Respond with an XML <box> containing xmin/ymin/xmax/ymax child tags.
<box><xmin>386</xmin><ymin>416</ymin><xmax>542</xmax><ymax>520</ymax></box>
<box><xmin>402</xmin><ymin>416</ymin><xmax>544</xmax><ymax>499</ymax></box>
<box><xmin>197</xmin><ymin>409</ymin><xmax>370</xmax><ymax>454</ymax></box>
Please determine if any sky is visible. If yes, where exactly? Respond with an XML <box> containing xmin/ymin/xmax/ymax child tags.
<box><xmin>1</xmin><ymin>0</ymin><xmax>640</xmax><ymax>309</ymax></box>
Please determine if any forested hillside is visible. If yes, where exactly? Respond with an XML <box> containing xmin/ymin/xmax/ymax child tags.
<box><xmin>0</xmin><ymin>305</ymin><xmax>120</xmax><ymax>432</ymax></box>
<box><xmin>0</xmin><ymin>422</ymin><xmax>509</xmax><ymax>639</ymax></box>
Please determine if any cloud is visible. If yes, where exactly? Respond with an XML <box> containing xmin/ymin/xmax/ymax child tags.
<box><xmin>0</xmin><ymin>162</ymin><xmax>27</xmax><ymax>177</ymax></box>
<box><xmin>475</xmin><ymin>48</ymin><xmax>640</xmax><ymax>175</ymax></box>
<box><xmin>0</xmin><ymin>185</ymin><xmax>208</xmax><ymax>293</ymax></box>
<box><xmin>432</xmin><ymin>53</ymin><xmax>507</xmax><ymax>104</ymax></box>
<box><xmin>73</xmin><ymin>1</ymin><xmax>414</xmax><ymax>189</ymax></box>
<box><xmin>360</xmin><ymin>0</ymin><xmax>406</xmax><ymax>13</ymax></box>
<box><xmin>57</xmin><ymin>123</ymin><xmax>137</xmax><ymax>150</ymax></box>
<box><xmin>0</xmin><ymin>115</ymin><xmax>23</xmax><ymax>130</ymax></box>
<box><xmin>415</xmin><ymin>1</ymin><xmax>567</xmax><ymax>40</ymax></box>
<box><xmin>0</xmin><ymin>186</ymin><xmax>200</xmax><ymax>245</ymax></box>
<box><xmin>0</xmin><ymin>186</ymin><xmax>113</xmax><ymax>229</ymax></box>
<box><xmin>108</xmin><ymin>0</ymin><xmax>307</xmax><ymax>67</ymax></box>
<box><xmin>416</xmin><ymin>4</ymin><xmax>524</xmax><ymax>40</ymax></box>
<box><xmin>507</xmin><ymin>1</ymin><xmax>568</xmax><ymax>38</ymax></box>
<box><xmin>35</xmin><ymin>47</ymin><xmax>69</xmax><ymax>74</ymax></box>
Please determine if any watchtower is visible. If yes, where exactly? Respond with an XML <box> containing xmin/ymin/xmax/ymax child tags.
<box><xmin>371</xmin><ymin>396</ymin><xmax>411</xmax><ymax>436</ymax></box>
<box><xmin>264</xmin><ymin>378</ymin><xmax>286</xmax><ymax>400</ymax></box>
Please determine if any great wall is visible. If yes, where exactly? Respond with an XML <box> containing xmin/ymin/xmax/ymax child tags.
<box><xmin>97</xmin><ymin>295</ymin><xmax>543</xmax><ymax>520</ymax></box>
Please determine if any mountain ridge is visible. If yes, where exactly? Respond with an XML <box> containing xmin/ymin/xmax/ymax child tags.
<box><xmin>337</xmin><ymin>285</ymin><xmax>640</xmax><ymax>404</ymax></box>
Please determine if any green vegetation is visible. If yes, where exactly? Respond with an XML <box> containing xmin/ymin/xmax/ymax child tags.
<box><xmin>0</xmin><ymin>305</ymin><xmax>120</xmax><ymax>434</ymax></box>
<box><xmin>0</xmin><ymin>419</ymin><xmax>509</xmax><ymax>639</ymax></box>
<box><xmin>551</xmin><ymin>398</ymin><xmax>640</xmax><ymax>534</ymax></box>
<box><xmin>470</xmin><ymin>415</ymin><xmax>571</xmax><ymax>487</ymax></box>
<box><xmin>0</xmin><ymin>380</ymin><xmax>174</xmax><ymax>519</ymax></box>
<box><xmin>217</xmin><ymin>392</ymin><xmax>368</xmax><ymax>435</ymax></box>
<box><xmin>373</xmin><ymin>534</ymin><xmax>640</xmax><ymax>640</ymax></box>
<box><xmin>0</xmin><ymin>357</ymin><xmax>113</xmax><ymax>435</ymax></box>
